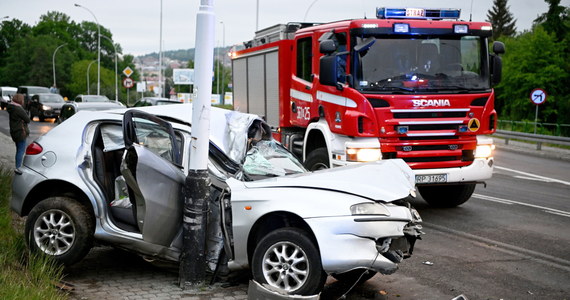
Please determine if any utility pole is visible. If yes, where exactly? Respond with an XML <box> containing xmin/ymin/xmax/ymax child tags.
<box><xmin>179</xmin><ymin>0</ymin><xmax>215</xmax><ymax>289</ymax></box>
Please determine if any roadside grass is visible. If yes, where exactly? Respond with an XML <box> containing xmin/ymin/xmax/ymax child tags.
<box><xmin>0</xmin><ymin>166</ymin><xmax>67</xmax><ymax>300</ymax></box>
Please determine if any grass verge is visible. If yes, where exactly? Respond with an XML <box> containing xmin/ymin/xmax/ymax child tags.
<box><xmin>0</xmin><ymin>166</ymin><xmax>67</xmax><ymax>300</ymax></box>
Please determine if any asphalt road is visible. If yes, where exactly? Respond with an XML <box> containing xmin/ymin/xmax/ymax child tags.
<box><xmin>1</xmin><ymin>109</ymin><xmax>569</xmax><ymax>299</ymax></box>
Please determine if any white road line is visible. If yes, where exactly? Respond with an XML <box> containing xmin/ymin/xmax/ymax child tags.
<box><xmin>495</xmin><ymin>166</ymin><xmax>570</xmax><ymax>186</ymax></box>
<box><xmin>473</xmin><ymin>193</ymin><xmax>570</xmax><ymax>218</ymax></box>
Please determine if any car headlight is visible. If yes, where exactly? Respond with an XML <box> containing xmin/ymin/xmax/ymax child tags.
<box><xmin>475</xmin><ymin>144</ymin><xmax>495</xmax><ymax>158</ymax></box>
<box><xmin>350</xmin><ymin>202</ymin><xmax>391</xmax><ymax>216</ymax></box>
<box><xmin>42</xmin><ymin>105</ymin><xmax>52</xmax><ymax>110</ymax></box>
<box><xmin>346</xmin><ymin>147</ymin><xmax>381</xmax><ymax>162</ymax></box>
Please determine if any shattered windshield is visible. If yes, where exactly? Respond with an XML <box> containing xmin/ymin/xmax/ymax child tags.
<box><xmin>355</xmin><ymin>36</ymin><xmax>489</xmax><ymax>93</ymax></box>
<box><xmin>242</xmin><ymin>140</ymin><xmax>307</xmax><ymax>179</ymax></box>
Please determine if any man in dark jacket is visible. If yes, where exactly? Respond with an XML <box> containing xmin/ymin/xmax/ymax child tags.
<box><xmin>7</xmin><ymin>93</ymin><xmax>30</xmax><ymax>169</ymax></box>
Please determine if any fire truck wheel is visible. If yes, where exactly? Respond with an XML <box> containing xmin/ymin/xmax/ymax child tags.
<box><xmin>418</xmin><ymin>183</ymin><xmax>476</xmax><ymax>207</ymax></box>
<box><xmin>303</xmin><ymin>147</ymin><xmax>329</xmax><ymax>171</ymax></box>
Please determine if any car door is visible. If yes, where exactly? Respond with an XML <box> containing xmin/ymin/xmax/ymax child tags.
<box><xmin>121</xmin><ymin>109</ymin><xmax>186</xmax><ymax>246</ymax></box>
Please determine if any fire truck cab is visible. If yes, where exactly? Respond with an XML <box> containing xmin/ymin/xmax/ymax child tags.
<box><xmin>232</xmin><ymin>7</ymin><xmax>505</xmax><ymax>207</ymax></box>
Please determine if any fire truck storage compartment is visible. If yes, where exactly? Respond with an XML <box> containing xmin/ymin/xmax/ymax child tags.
<box><xmin>232</xmin><ymin>49</ymin><xmax>280</xmax><ymax>128</ymax></box>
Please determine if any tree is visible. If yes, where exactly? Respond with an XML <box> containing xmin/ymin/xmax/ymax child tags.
<box><xmin>534</xmin><ymin>0</ymin><xmax>570</xmax><ymax>41</ymax></box>
<box><xmin>486</xmin><ymin>0</ymin><xmax>517</xmax><ymax>40</ymax></box>
<box><xmin>495</xmin><ymin>27</ymin><xmax>567</xmax><ymax>126</ymax></box>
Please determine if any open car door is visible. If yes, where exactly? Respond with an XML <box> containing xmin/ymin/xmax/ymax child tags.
<box><xmin>121</xmin><ymin>109</ymin><xmax>186</xmax><ymax>246</ymax></box>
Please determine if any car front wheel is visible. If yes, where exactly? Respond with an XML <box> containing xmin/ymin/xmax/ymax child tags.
<box><xmin>25</xmin><ymin>197</ymin><xmax>94</xmax><ymax>266</ymax></box>
<box><xmin>252</xmin><ymin>227</ymin><xmax>326</xmax><ymax>296</ymax></box>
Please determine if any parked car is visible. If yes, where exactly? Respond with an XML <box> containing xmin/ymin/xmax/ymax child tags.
<box><xmin>59</xmin><ymin>95</ymin><xmax>124</xmax><ymax>123</ymax></box>
<box><xmin>131</xmin><ymin>97</ymin><xmax>182</xmax><ymax>107</ymax></box>
<box><xmin>0</xmin><ymin>86</ymin><xmax>17</xmax><ymax>110</ymax></box>
<box><xmin>28</xmin><ymin>93</ymin><xmax>66</xmax><ymax>121</ymax></box>
<box><xmin>16</xmin><ymin>86</ymin><xmax>51</xmax><ymax>110</ymax></box>
<box><xmin>73</xmin><ymin>94</ymin><xmax>113</xmax><ymax>103</ymax></box>
<box><xmin>11</xmin><ymin>104</ymin><xmax>422</xmax><ymax>296</ymax></box>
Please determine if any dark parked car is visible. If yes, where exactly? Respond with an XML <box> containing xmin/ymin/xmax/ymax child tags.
<box><xmin>16</xmin><ymin>86</ymin><xmax>51</xmax><ymax>110</ymax></box>
<box><xmin>28</xmin><ymin>93</ymin><xmax>66</xmax><ymax>121</ymax></box>
<box><xmin>131</xmin><ymin>97</ymin><xmax>182</xmax><ymax>107</ymax></box>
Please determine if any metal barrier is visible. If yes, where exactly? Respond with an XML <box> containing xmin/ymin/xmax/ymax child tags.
<box><xmin>497</xmin><ymin>120</ymin><xmax>570</xmax><ymax>137</ymax></box>
<box><xmin>493</xmin><ymin>130</ymin><xmax>570</xmax><ymax>150</ymax></box>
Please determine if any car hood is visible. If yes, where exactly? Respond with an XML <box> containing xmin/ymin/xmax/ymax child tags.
<box><xmin>240</xmin><ymin>159</ymin><xmax>415</xmax><ymax>202</ymax></box>
<box><xmin>42</xmin><ymin>102</ymin><xmax>65</xmax><ymax>109</ymax></box>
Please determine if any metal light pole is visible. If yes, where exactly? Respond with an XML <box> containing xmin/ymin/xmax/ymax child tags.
<box><xmin>100</xmin><ymin>35</ymin><xmax>118</xmax><ymax>102</ymax></box>
<box><xmin>86</xmin><ymin>60</ymin><xmax>97</xmax><ymax>94</ymax></box>
<box><xmin>75</xmin><ymin>4</ymin><xmax>100</xmax><ymax>95</ymax></box>
<box><xmin>220</xmin><ymin>21</ymin><xmax>225</xmax><ymax>104</ymax></box>
<box><xmin>52</xmin><ymin>43</ymin><xmax>67</xmax><ymax>90</ymax></box>
<box><xmin>158</xmin><ymin>0</ymin><xmax>164</xmax><ymax>98</ymax></box>
<box><xmin>180</xmin><ymin>0</ymin><xmax>215</xmax><ymax>289</ymax></box>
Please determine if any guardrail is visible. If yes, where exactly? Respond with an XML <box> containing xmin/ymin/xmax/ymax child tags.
<box><xmin>497</xmin><ymin>120</ymin><xmax>570</xmax><ymax>137</ymax></box>
<box><xmin>493</xmin><ymin>130</ymin><xmax>570</xmax><ymax>150</ymax></box>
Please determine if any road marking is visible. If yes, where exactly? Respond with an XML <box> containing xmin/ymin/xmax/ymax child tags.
<box><xmin>473</xmin><ymin>193</ymin><xmax>570</xmax><ymax>218</ymax></box>
<box><xmin>495</xmin><ymin>166</ymin><xmax>570</xmax><ymax>186</ymax></box>
<box><xmin>424</xmin><ymin>222</ymin><xmax>570</xmax><ymax>272</ymax></box>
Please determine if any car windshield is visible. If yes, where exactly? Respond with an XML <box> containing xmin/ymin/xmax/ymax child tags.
<box><xmin>241</xmin><ymin>140</ymin><xmax>306</xmax><ymax>179</ymax></box>
<box><xmin>354</xmin><ymin>35</ymin><xmax>490</xmax><ymax>93</ymax></box>
<box><xmin>42</xmin><ymin>94</ymin><xmax>64</xmax><ymax>103</ymax></box>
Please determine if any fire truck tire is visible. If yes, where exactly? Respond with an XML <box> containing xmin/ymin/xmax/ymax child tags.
<box><xmin>303</xmin><ymin>147</ymin><xmax>329</xmax><ymax>171</ymax></box>
<box><xmin>418</xmin><ymin>183</ymin><xmax>476</xmax><ymax>207</ymax></box>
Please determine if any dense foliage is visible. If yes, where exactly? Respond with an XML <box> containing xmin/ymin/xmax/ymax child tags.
<box><xmin>486</xmin><ymin>0</ymin><xmax>517</xmax><ymax>40</ymax></box>
<box><xmin>0</xmin><ymin>11</ymin><xmax>139</xmax><ymax>103</ymax></box>
<box><xmin>492</xmin><ymin>0</ymin><xmax>570</xmax><ymax>132</ymax></box>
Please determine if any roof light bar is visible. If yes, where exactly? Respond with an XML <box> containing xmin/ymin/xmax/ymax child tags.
<box><xmin>377</xmin><ymin>7</ymin><xmax>461</xmax><ymax>20</ymax></box>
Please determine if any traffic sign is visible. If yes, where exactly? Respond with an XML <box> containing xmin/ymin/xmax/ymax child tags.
<box><xmin>123</xmin><ymin>66</ymin><xmax>134</xmax><ymax>77</ymax></box>
<box><xmin>123</xmin><ymin>77</ymin><xmax>134</xmax><ymax>89</ymax></box>
<box><xmin>530</xmin><ymin>88</ymin><xmax>547</xmax><ymax>105</ymax></box>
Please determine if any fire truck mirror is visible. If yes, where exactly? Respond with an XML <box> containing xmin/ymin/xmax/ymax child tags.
<box><xmin>490</xmin><ymin>55</ymin><xmax>503</xmax><ymax>86</ymax></box>
<box><xmin>319</xmin><ymin>55</ymin><xmax>338</xmax><ymax>87</ymax></box>
<box><xmin>492</xmin><ymin>41</ymin><xmax>505</xmax><ymax>55</ymax></box>
<box><xmin>319</xmin><ymin>40</ymin><xmax>337</xmax><ymax>54</ymax></box>
<box><xmin>354</xmin><ymin>37</ymin><xmax>376</xmax><ymax>54</ymax></box>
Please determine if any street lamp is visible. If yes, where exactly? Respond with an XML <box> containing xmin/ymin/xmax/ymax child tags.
<box><xmin>100</xmin><ymin>35</ymin><xmax>118</xmax><ymax>102</ymax></box>
<box><xmin>86</xmin><ymin>60</ymin><xmax>97</xmax><ymax>94</ymax></box>
<box><xmin>52</xmin><ymin>43</ymin><xmax>67</xmax><ymax>91</ymax></box>
<box><xmin>220</xmin><ymin>21</ymin><xmax>225</xmax><ymax>103</ymax></box>
<box><xmin>75</xmin><ymin>4</ymin><xmax>100</xmax><ymax>95</ymax></box>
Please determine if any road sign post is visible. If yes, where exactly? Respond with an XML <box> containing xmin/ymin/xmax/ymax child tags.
<box><xmin>530</xmin><ymin>88</ymin><xmax>547</xmax><ymax>134</ymax></box>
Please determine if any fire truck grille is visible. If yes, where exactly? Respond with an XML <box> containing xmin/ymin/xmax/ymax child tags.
<box><xmin>394</xmin><ymin>111</ymin><xmax>466</xmax><ymax>118</ymax></box>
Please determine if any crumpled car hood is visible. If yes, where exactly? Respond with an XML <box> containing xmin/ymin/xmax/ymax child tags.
<box><xmin>242</xmin><ymin>159</ymin><xmax>415</xmax><ymax>202</ymax></box>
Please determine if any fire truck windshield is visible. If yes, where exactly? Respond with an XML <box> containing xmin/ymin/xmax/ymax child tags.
<box><xmin>354</xmin><ymin>35</ymin><xmax>490</xmax><ymax>93</ymax></box>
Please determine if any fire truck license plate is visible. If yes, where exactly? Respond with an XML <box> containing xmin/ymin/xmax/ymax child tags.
<box><xmin>415</xmin><ymin>174</ymin><xmax>447</xmax><ymax>184</ymax></box>
<box><xmin>406</xmin><ymin>8</ymin><xmax>425</xmax><ymax>17</ymax></box>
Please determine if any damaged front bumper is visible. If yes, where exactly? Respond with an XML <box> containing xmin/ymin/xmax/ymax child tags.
<box><xmin>306</xmin><ymin>203</ymin><xmax>423</xmax><ymax>275</ymax></box>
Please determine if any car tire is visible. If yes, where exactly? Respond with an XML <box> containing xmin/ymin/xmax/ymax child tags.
<box><xmin>252</xmin><ymin>227</ymin><xmax>327</xmax><ymax>296</ymax></box>
<box><xmin>418</xmin><ymin>183</ymin><xmax>476</xmax><ymax>208</ymax></box>
<box><xmin>303</xmin><ymin>147</ymin><xmax>329</xmax><ymax>171</ymax></box>
<box><xmin>332</xmin><ymin>269</ymin><xmax>377</xmax><ymax>284</ymax></box>
<box><xmin>25</xmin><ymin>197</ymin><xmax>94</xmax><ymax>266</ymax></box>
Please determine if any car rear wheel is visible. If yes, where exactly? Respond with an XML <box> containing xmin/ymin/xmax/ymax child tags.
<box><xmin>252</xmin><ymin>227</ymin><xmax>326</xmax><ymax>296</ymax></box>
<box><xmin>418</xmin><ymin>183</ymin><xmax>476</xmax><ymax>207</ymax></box>
<box><xmin>25</xmin><ymin>197</ymin><xmax>94</xmax><ymax>266</ymax></box>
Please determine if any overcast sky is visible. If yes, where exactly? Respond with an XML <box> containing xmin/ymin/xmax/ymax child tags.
<box><xmin>1</xmin><ymin>0</ymin><xmax>568</xmax><ymax>56</ymax></box>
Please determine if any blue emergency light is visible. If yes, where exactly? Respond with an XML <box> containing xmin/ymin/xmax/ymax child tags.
<box><xmin>377</xmin><ymin>7</ymin><xmax>461</xmax><ymax>20</ymax></box>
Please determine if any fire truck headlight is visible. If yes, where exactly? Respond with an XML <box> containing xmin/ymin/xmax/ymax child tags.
<box><xmin>351</xmin><ymin>203</ymin><xmax>390</xmax><ymax>216</ymax></box>
<box><xmin>347</xmin><ymin>148</ymin><xmax>381</xmax><ymax>162</ymax></box>
<box><xmin>475</xmin><ymin>144</ymin><xmax>495</xmax><ymax>158</ymax></box>
<box><xmin>454</xmin><ymin>24</ymin><xmax>469</xmax><ymax>34</ymax></box>
<box><xmin>393</xmin><ymin>23</ymin><xmax>409</xmax><ymax>33</ymax></box>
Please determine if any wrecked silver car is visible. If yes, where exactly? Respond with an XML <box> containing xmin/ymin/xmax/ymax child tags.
<box><xmin>11</xmin><ymin>104</ymin><xmax>422</xmax><ymax>295</ymax></box>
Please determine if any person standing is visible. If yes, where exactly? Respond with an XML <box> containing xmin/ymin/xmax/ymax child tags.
<box><xmin>7</xmin><ymin>93</ymin><xmax>30</xmax><ymax>169</ymax></box>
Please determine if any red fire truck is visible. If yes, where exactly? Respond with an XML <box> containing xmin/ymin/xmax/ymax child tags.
<box><xmin>231</xmin><ymin>7</ymin><xmax>505</xmax><ymax>207</ymax></box>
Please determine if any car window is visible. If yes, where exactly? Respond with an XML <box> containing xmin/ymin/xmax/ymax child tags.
<box><xmin>43</xmin><ymin>94</ymin><xmax>64</xmax><ymax>103</ymax></box>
